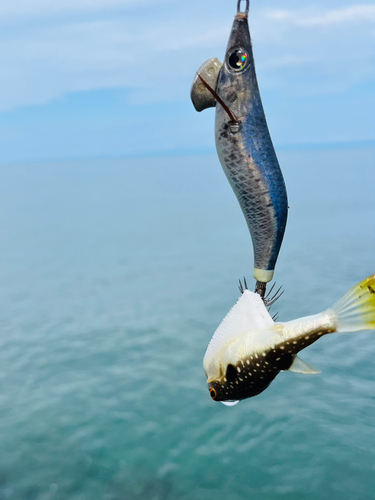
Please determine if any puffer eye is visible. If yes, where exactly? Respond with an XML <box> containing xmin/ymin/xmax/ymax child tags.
<box><xmin>228</xmin><ymin>47</ymin><xmax>248</xmax><ymax>71</ymax></box>
<box><xmin>209</xmin><ymin>388</ymin><xmax>217</xmax><ymax>400</ymax></box>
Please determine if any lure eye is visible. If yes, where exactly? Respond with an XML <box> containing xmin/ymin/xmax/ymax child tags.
<box><xmin>228</xmin><ymin>47</ymin><xmax>248</xmax><ymax>71</ymax></box>
<box><xmin>209</xmin><ymin>388</ymin><xmax>217</xmax><ymax>400</ymax></box>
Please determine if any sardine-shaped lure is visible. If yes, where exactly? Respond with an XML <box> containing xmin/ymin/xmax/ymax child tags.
<box><xmin>204</xmin><ymin>275</ymin><xmax>375</xmax><ymax>405</ymax></box>
<box><xmin>191</xmin><ymin>0</ymin><xmax>288</xmax><ymax>296</ymax></box>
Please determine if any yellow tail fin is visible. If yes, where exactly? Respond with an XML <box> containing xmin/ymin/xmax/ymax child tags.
<box><xmin>331</xmin><ymin>275</ymin><xmax>375</xmax><ymax>332</ymax></box>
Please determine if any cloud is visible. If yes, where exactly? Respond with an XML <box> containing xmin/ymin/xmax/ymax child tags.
<box><xmin>267</xmin><ymin>5</ymin><xmax>375</xmax><ymax>26</ymax></box>
<box><xmin>0</xmin><ymin>2</ymin><xmax>373</xmax><ymax>112</ymax></box>
<box><xmin>0</xmin><ymin>0</ymin><xmax>163</xmax><ymax>18</ymax></box>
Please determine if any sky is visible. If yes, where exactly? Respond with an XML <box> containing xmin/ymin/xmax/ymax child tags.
<box><xmin>0</xmin><ymin>0</ymin><xmax>374</xmax><ymax>163</ymax></box>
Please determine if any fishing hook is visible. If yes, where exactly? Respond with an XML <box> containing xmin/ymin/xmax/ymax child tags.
<box><xmin>271</xmin><ymin>311</ymin><xmax>279</xmax><ymax>321</ymax></box>
<box><xmin>237</xmin><ymin>0</ymin><xmax>249</xmax><ymax>14</ymax></box>
<box><xmin>240</xmin><ymin>277</ymin><xmax>284</xmax><ymax>308</ymax></box>
<box><xmin>264</xmin><ymin>282</ymin><xmax>284</xmax><ymax>307</ymax></box>
<box><xmin>238</xmin><ymin>276</ymin><xmax>249</xmax><ymax>294</ymax></box>
<box><xmin>254</xmin><ymin>280</ymin><xmax>284</xmax><ymax>307</ymax></box>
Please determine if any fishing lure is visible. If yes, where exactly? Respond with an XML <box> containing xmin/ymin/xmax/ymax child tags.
<box><xmin>191</xmin><ymin>0</ymin><xmax>288</xmax><ymax>299</ymax></box>
<box><xmin>204</xmin><ymin>275</ymin><xmax>375</xmax><ymax>405</ymax></box>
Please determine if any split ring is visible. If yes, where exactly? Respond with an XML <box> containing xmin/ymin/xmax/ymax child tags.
<box><xmin>237</xmin><ymin>0</ymin><xmax>249</xmax><ymax>14</ymax></box>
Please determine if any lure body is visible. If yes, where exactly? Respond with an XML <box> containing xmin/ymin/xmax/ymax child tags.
<box><xmin>204</xmin><ymin>275</ymin><xmax>375</xmax><ymax>404</ymax></box>
<box><xmin>215</xmin><ymin>11</ymin><xmax>288</xmax><ymax>284</ymax></box>
<box><xmin>191</xmin><ymin>3</ymin><xmax>288</xmax><ymax>285</ymax></box>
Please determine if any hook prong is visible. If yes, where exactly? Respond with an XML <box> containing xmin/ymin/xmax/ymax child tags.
<box><xmin>265</xmin><ymin>282</ymin><xmax>276</xmax><ymax>299</ymax></box>
<box><xmin>262</xmin><ymin>283</ymin><xmax>285</xmax><ymax>307</ymax></box>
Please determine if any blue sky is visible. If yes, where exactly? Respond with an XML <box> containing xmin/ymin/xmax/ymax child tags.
<box><xmin>0</xmin><ymin>0</ymin><xmax>374</xmax><ymax>163</ymax></box>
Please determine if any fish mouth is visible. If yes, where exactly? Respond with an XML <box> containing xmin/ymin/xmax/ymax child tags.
<box><xmin>208</xmin><ymin>384</ymin><xmax>239</xmax><ymax>406</ymax></box>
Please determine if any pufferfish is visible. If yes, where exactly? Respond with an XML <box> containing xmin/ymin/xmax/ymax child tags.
<box><xmin>204</xmin><ymin>275</ymin><xmax>375</xmax><ymax>406</ymax></box>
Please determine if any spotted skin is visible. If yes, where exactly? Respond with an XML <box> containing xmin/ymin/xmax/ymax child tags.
<box><xmin>209</xmin><ymin>328</ymin><xmax>333</xmax><ymax>402</ymax></box>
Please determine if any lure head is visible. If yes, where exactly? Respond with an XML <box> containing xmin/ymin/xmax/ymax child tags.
<box><xmin>190</xmin><ymin>3</ymin><xmax>254</xmax><ymax>122</ymax></box>
<box><xmin>190</xmin><ymin>2</ymin><xmax>252</xmax><ymax>114</ymax></box>
<box><xmin>216</xmin><ymin>1</ymin><xmax>257</xmax><ymax>120</ymax></box>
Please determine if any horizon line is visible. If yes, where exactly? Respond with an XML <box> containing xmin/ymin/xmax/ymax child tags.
<box><xmin>0</xmin><ymin>139</ymin><xmax>374</xmax><ymax>166</ymax></box>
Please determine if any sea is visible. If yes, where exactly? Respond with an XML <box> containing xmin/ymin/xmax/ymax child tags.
<box><xmin>0</xmin><ymin>146</ymin><xmax>374</xmax><ymax>500</ymax></box>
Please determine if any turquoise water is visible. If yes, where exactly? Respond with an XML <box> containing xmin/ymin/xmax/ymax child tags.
<box><xmin>0</xmin><ymin>147</ymin><xmax>374</xmax><ymax>500</ymax></box>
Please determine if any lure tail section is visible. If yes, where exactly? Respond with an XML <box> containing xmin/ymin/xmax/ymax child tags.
<box><xmin>331</xmin><ymin>275</ymin><xmax>375</xmax><ymax>332</ymax></box>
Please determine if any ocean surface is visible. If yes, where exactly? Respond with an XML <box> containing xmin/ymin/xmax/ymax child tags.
<box><xmin>0</xmin><ymin>146</ymin><xmax>374</xmax><ymax>500</ymax></box>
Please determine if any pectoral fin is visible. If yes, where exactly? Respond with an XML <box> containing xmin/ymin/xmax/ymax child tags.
<box><xmin>191</xmin><ymin>58</ymin><xmax>222</xmax><ymax>111</ymax></box>
<box><xmin>288</xmin><ymin>356</ymin><xmax>320</xmax><ymax>374</ymax></box>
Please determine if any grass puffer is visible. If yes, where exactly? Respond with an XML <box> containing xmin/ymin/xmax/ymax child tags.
<box><xmin>204</xmin><ymin>275</ymin><xmax>375</xmax><ymax>405</ymax></box>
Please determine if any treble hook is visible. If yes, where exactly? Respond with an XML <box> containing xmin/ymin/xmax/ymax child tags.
<box><xmin>237</xmin><ymin>0</ymin><xmax>249</xmax><ymax>14</ymax></box>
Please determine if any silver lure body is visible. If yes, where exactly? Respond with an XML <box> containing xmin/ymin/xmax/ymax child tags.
<box><xmin>216</xmin><ymin>11</ymin><xmax>288</xmax><ymax>283</ymax></box>
<box><xmin>191</xmin><ymin>4</ymin><xmax>288</xmax><ymax>285</ymax></box>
